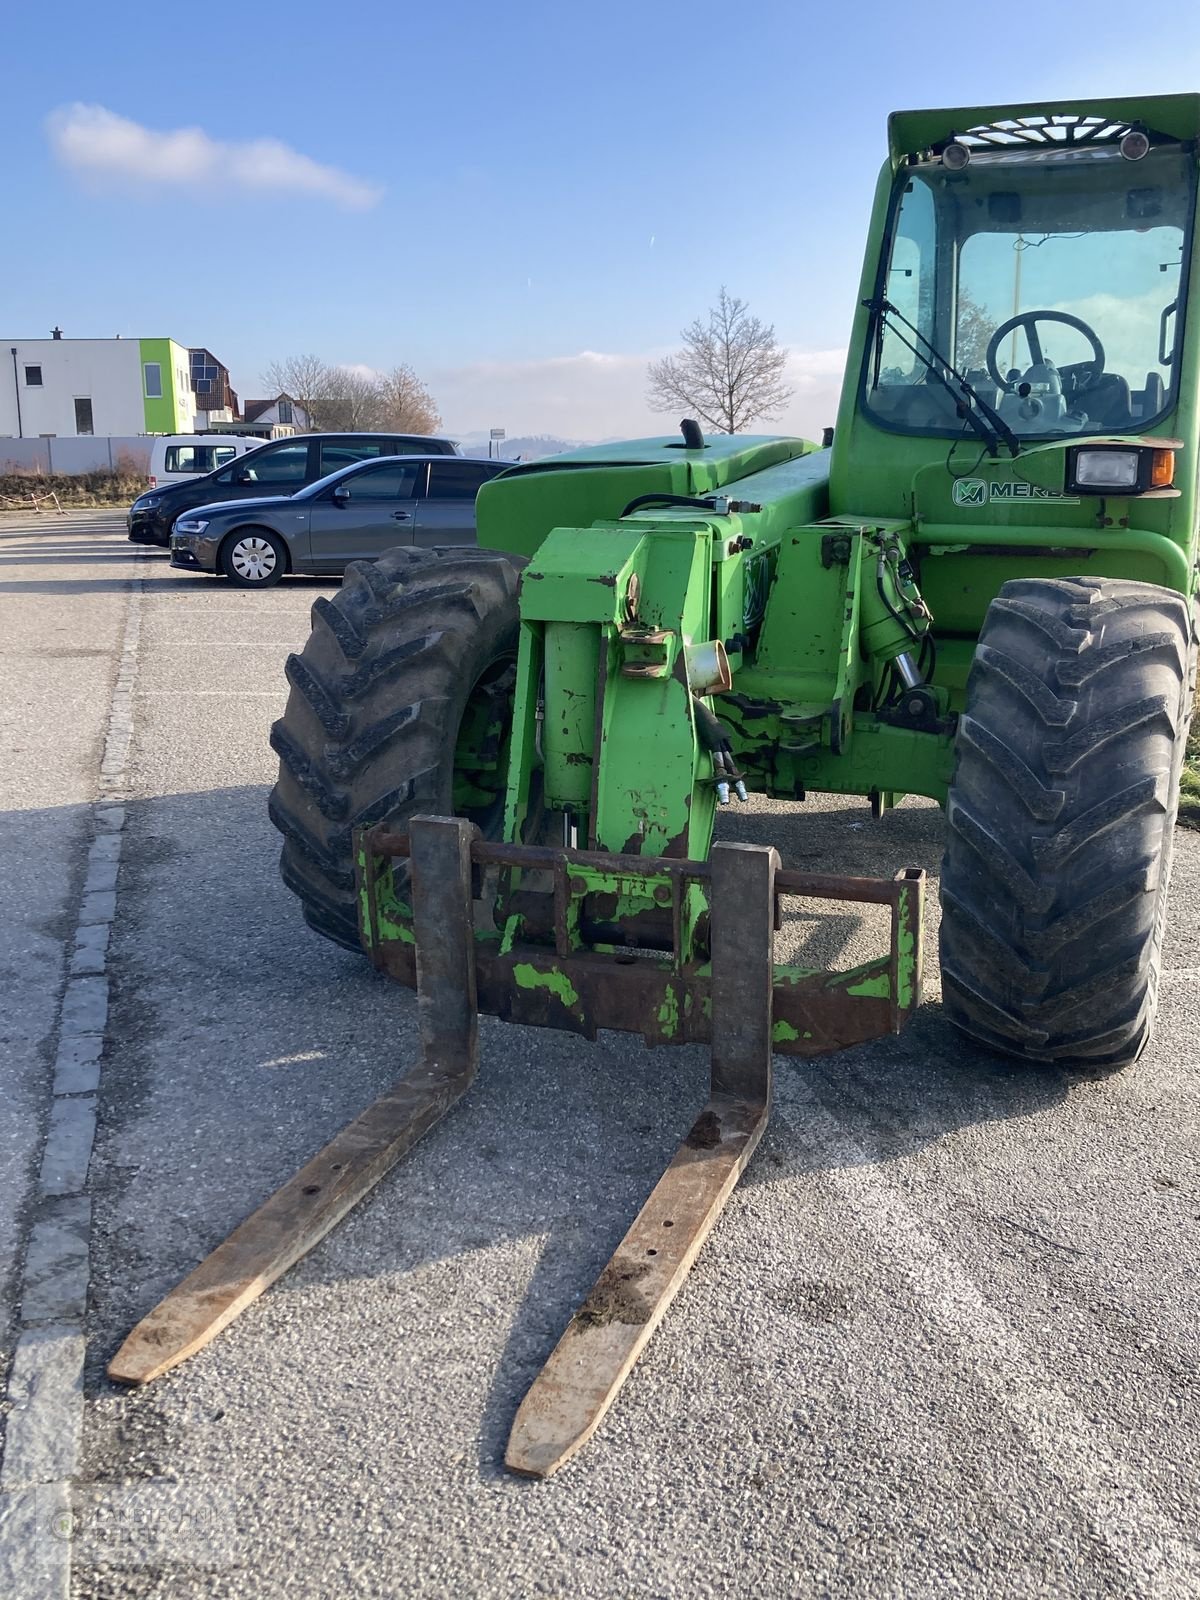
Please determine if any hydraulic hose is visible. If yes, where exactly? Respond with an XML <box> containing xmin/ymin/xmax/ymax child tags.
<box><xmin>875</xmin><ymin>552</ymin><xmax>921</xmax><ymax>644</ymax></box>
<box><xmin>692</xmin><ymin>695</ymin><xmax>747</xmax><ymax>804</ymax></box>
<box><xmin>619</xmin><ymin>493</ymin><xmax>719</xmax><ymax>518</ymax></box>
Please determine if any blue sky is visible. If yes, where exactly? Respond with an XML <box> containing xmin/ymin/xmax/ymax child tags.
<box><xmin>3</xmin><ymin>0</ymin><xmax>1199</xmax><ymax>441</ymax></box>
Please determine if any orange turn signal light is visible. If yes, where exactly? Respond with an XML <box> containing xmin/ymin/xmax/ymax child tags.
<box><xmin>1149</xmin><ymin>449</ymin><xmax>1175</xmax><ymax>489</ymax></box>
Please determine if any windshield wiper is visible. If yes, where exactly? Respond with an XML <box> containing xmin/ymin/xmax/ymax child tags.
<box><xmin>864</xmin><ymin>297</ymin><xmax>1020</xmax><ymax>458</ymax></box>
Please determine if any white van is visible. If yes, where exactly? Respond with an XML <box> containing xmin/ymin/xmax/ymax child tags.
<box><xmin>148</xmin><ymin>435</ymin><xmax>264</xmax><ymax>489</ymax></box>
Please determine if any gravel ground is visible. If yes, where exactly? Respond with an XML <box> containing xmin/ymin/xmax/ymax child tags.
<box><xmin>4</xmin><ymin>516</ymin><xmax>1200</xmax><ymax>1598</ymax></box>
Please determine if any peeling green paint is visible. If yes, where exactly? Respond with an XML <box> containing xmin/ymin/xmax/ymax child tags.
<box><xmin>657</xmin><ymin>987</ymin><xmax>679</xmax><ymax>1036</ymax></box>
<box><xmin>771</xmin><ymin>965</ymin><xmax>821</xmax><ymax>984</ymax></box>
<box><xmin>514</xmin><ymin>963</ymin><xmax>580</xmax><ymax>1008</ymax></box>
<box><xmin>895</xmin><ymin>886</ymin><xmax>917</xmax><ymax>1011</ymax></box>
<box><xmin>377</xmin><ymin>914</ymin><xmax>415</xmax><ymax>946</ymax></box>
<box><xmin>772</xmin><ymin>1020</ymin><xmax>817</xmax><ymax>1044</ymax></box>
<box><xmin>846</xmin><ymin>972</ymin><xmax>891</xmax><ymax>999</ymax></box>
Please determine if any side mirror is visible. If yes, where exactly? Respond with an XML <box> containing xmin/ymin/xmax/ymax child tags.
<box><xmin>234</xmin><ymin>468</ymin><xmax>252</xmax><ymax>484</ymax></box>
<box><xmin>332</xmin><ymin>484</ymin><xmax>351</xmax><ymax>503</ymax></box>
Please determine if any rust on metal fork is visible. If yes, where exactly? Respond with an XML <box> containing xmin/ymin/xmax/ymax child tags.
<box><xmin>360</xmin><ymin>825</ymin><xmax>925</xmax><ymax>1058</ymax></box>
<box><xmin>354</xmin><ymin>829</ymin><xmax>385</xmax><ymax>968</ymax></box>
<box><xmin>364</xmin><ymin>826</ymin><xmax>908</xmax><ymax>905</ymax></box>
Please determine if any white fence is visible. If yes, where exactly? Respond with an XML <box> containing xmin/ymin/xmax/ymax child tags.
<box><xmin>0</xmin><ymin>436</ymin><xmax>151</xmax><ymax>475</ymax></box>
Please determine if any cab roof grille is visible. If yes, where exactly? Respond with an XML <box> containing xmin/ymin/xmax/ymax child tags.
<box><xmin>958</xmin><ymin>114</ymin><xmax>1136</xmax><ymax>149</ymax></box>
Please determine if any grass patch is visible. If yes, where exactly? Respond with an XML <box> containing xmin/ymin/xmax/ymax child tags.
<box><xmin>0</xmin><ymin>467</ymin><xmax>144</xmax><ymax>509</ymax></box>
<box><xmin>1182</xmin><ymin>721</ymin><xmax>1200</xmax><ymax>829</ymax></box>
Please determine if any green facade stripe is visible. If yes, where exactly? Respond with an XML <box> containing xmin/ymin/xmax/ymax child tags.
<box><xmin>139</xmin><ymin>338</ymin><xmax>177</xmax><ymax>433</ymax></box>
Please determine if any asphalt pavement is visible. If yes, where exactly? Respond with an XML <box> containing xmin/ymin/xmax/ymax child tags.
<box><xmin>0</xmin><ymin>511</ymin><xmax>127</xmax><ymax>1365</ymax></box>
<box><xmin>2</xmin><ymin>513</ymin><xmax>1200</xmax><ymax>1598</ymax></box>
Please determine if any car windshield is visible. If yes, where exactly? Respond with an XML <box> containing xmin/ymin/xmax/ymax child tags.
<box><xmin>864</xmin><ymin>143</ymin><xmax>1193</xmax><ymax>440</ymax></box>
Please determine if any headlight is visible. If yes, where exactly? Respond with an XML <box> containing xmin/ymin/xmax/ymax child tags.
<box><xmin>1066</xmin><ymin>445</ymin><xmax>1177</xmax><ymax>495</ymax></box>
<box><xmin>1072</xmin><ymin>449</ymin><xmax>1139</xmax><ymax>489</ymax></box>
<box><xmin>174</xmin><ymin>518</ymin><xmax>209</xmax><ymax>534</ymax></box>
<box><xmin>134</xmin><ymin>495</ymin><xmax>161</xmax><ymax>510</ymax></box>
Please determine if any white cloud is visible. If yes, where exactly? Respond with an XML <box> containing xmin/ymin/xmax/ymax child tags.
<box><xmin>47</xmin><ymin>104</ymin><xmax>382</xmax><ymax>211</ymax></box>
<box><xmin>777</xmin><ymin>347</ymin><xmax>848</xmax><ymax>438</ymax></box>
<box><xmin>433</xmin><ymin>346</ymin><xmax>846</xmax><ymax>443</ymax></box>
<box><xmin>1048</xmin><ymin>288</ymin><xmax>1174</xmax><ymax>382</ymax></box>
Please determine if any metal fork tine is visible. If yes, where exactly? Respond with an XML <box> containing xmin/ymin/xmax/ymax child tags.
<box><xmin>108</xmin><ymin>816</ymin><xmax>479</xmax><ymax>1386</ymax></box>
<box><xmin>504</xmin><ymin>841</ymin><xmax>778</xmax><ymax>1478</ymax></box>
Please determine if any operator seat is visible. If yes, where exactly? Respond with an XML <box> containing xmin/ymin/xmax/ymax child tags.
<box><xmin>1137</xmin><ymin>370</ymin><xmax>1166</xmax><ymax>421</ymax></box>
<box><xmin>1080</xmin><ymin>373</ymin><xmax>1133</xmax><ymax>430</ymax></box>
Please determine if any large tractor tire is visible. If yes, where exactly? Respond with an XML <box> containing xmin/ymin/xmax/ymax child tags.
<box><xmin>268</xmin><ymin>547</ymin><xmax>526</xmax><ymax>950</ymax></box>
<box><xmin>939</xmin><ymin>576</ymin><xmax>1192</xmax><ymax>1069</ymax></box>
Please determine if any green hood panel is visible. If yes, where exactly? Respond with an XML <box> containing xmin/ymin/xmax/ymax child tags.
<box><xmin>476</xmin><ymin>436</ymin><xmax>817</xmax><ymax>560</ymax></box>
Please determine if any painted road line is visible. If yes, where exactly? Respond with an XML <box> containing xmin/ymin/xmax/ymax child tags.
<box><xmin>777</xmin><ymin>1078</ymin><xmax>1200</xmax><ymax>1599</ymax></box>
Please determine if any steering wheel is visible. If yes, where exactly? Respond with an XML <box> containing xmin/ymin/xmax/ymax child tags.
<box><xmin>985</xmin><ymin>310</ymin><xmax>1106</xmax><ymax>394</ymax></box>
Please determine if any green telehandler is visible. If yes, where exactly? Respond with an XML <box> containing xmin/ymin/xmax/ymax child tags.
<box><xmin>112</xmin><ymin>95</ymin><xmax>1199</xmax><ymax>1476</ymax></box>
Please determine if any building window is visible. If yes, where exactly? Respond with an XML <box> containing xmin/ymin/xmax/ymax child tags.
<box><xmin>24</xmin><ymin>365</ymin><xmax>43</xmax><ymax>386</ymax></box>
<box><xmin>196</xmin><ymin>379</ymin><xmax>211</xmax><ymax>395</ymax></box>
<box><xmin>74</xmin><ymin>398</ymin><xmax>94</xmax><ymax>436</ymax></box>
<box><xmin>143</xmin><ymin>363</ymin><xmax>162</xmax><ymax>398</ymax></box>
<box><xmin>278</xmin><ymin>400</ymin><xmax>293</xmax><ymax>424</ymax></box>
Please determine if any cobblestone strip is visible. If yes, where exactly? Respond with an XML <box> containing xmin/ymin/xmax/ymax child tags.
<box><xmin>0</xmin><ymin>552</ymin><xmax>145</xmax><ymax>1599</ymax></box>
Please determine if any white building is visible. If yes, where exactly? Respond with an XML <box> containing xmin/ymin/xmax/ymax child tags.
<box><xmin>1</xmin><ymin>333</ymin><xmax>198</xmax><ymax>438</ymax></box>
<box><xmin>242</xmin><ymin>394</ymin><xmax>309</xmax><ymax>432</ymax></box>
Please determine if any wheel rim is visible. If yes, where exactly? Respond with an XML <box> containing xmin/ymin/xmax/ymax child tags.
<box><xmin>452</xmin><ymin>655</ymin><xmax>517</xmax><ymax>829</ymax></box>
<box><xmin>231</xmin><ymin>536</ymin><xmax>277</xmax><ymax>581</ymax></box>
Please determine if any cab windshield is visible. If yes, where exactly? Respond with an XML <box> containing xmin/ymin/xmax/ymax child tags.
<box><xmin>864</xmin><ymin>144</ymin><xmax>1193</xmax><ymax>440</ymax></box>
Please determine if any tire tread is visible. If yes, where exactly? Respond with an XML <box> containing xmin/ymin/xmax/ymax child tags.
<box><xmin>269</xmin><ymin>546</ymin><xmax>525</xmax><ymax>949</ymax></box>
<box><xmin>940</xmin><ymin>576</ymin><xmax>1190</xmax><ymax>1069</ymax></box>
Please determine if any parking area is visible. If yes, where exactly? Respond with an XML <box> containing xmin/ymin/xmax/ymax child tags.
<box><xmin>4</xmin><ymin>512</ymin><xmax>1200</xmax><ymax>1597</ymax></box>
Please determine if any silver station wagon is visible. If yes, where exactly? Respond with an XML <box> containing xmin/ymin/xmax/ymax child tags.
<box><xmin>168</xmin><ymin>454</ymin><xmax>508</xmax><ymax>587</ymax></box>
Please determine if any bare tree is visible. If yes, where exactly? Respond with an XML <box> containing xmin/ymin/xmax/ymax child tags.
<box><xmin>377</xmin><ymin>363</ymin><xmax>442</xmax><ymax>433</ymax></box>
<box><xmin>261</xmin><ymin>354</ymin><xmax>331</xmax><ymax>432</ymax></box>
<box><xmin>955</xmin><ymin>292</ymin><xmax>993</xmax><ymax>373</ymax></box>
<box><xmin>647</xmin><ymin>287</ymin><xmax>793</xmax><ymax>434</ymax></box>
<box><xmin>261</xmin><ymin>355</ymin><xmax>443</xmax><ymax>434</ymax></box>
<box><xmin>318</xmin><ymin>368</ymin><xmax>386</xmax><ymax>432</ymax></box>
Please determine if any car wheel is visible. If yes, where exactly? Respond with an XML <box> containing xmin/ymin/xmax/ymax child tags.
<box><xmin>220</xmin><ymin>530</ymin><xmax>286</xmax><ymax>588</ymax></box>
